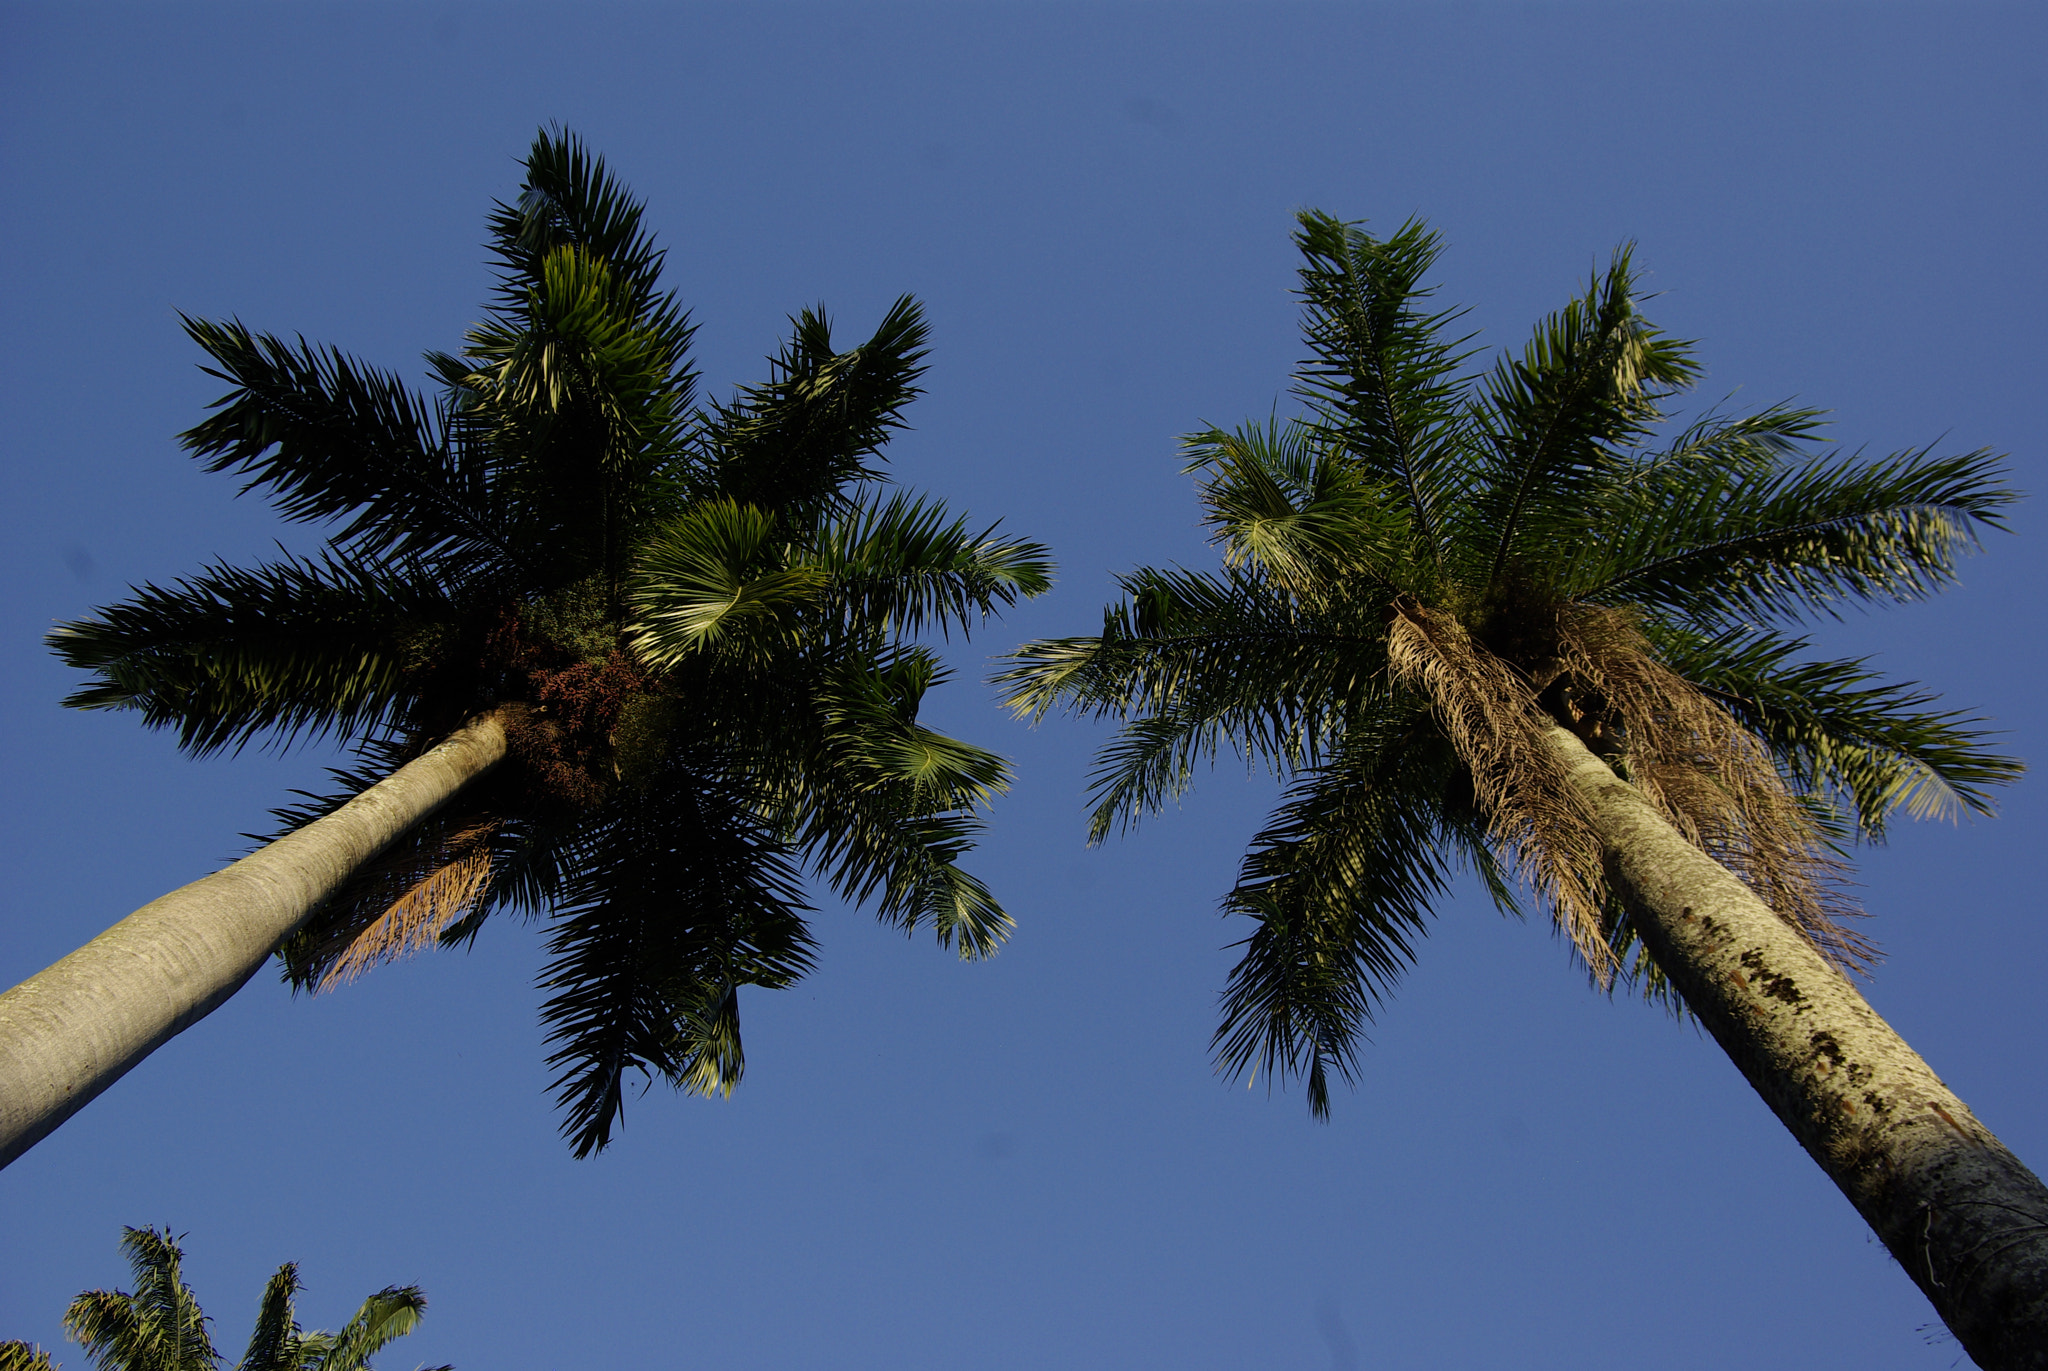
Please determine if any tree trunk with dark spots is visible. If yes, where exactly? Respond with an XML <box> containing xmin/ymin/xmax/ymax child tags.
<box><xmin>0</xmin><ymin>713</ymin><xmax>509</xmax><ymax>1170</ymax></box>
<box><xmin>1546</xmin><ymin>724</ymin><xmax>2048</xmax><ymax>1369</ymax></box>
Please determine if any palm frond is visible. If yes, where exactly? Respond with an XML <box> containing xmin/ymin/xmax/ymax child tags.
<box><xmin>999</xmin><ymin>565</ymin><xmax>1384</xmax><ymax>734</ymax></box>
<box><xmin>1289</xmin><ymin>212</ymin><xmax>1476</xmax><ymax>558</ymax></box>
<box><xmin>1213</xmin><ymin>721</ymin><xmax>1456</xmax><ymax>1118</ymax></box>
<box><xmin>707</xmin><ymin>296</ymin><xmax>929</xmax><ymax>519</ymax></box>
<box><xmin>489</xmin><ymin>127</ymin><xmax>679</xmax><ymax>328</ymax></box>
<box><xmin>309</xmin><ymin>1287</ymin><xmax>426</xmax><ymax>1371</ymax></box>
<box><xmin>1469</xmin><ymin>247</ymin><xmax>1699</xmax><ymax>590</ymax></box>
<box><xmin>626</xmin><ymin>500</ymin><xmax>826</xmax><ymax>667</ymax></box>
<box><xmin>67</xmin><ymin>1228</ymin><xmax>219</xmax><ymax>1371</ymax></box>
<box><xmin>49</xmin><ymin>554</ymin><xmax>453</xmax><ymax>756</ymax></box>
<box><xmin>233</xmin><ymin>1266</ymin><xmax>301</xmax><ymax>1371</ymax></box>
<box><xmin>179</xmin><ymin>318</ymin><xmax>515</xmax><ymax>578</ymax></box>
<box><xmin>1579</xmin><ymin>445</ymin><xmax>2015</xmax><ymax>624</ymax></box>
<box><xmin>539</xmin><ymin>757</ymin><xmax>815</xmax><ymax>1156</ymax></box>
<box><xmin>0</xmin><ymin>1344</ymin><xmax>60</xmax><ymax>1371</ymax></box>
<box><xmin>807</xmin><ymin>492</ymin><xmax>1052</xmax><ymax>639</ymax></box>
<box><xmin>1653</xmin><ymin>623</ymin><xmax>2024</xmax><ymax>834</ymax></box>
<box><xmin>1183</xmin><ymin>418</ymin><xmax>1415</xmax><ymax>598</ymax></box>
<box><xmin>778</xmin><ymin>654</ymin><xmax>1016</xmax><ymax>959</ymax></box>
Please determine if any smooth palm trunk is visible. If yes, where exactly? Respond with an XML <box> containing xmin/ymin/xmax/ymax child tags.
<box><xmin>0</xmin><ymin>713</ymin><xmax>508</xmax><ymax>1170</ymax></box>
<box><xmin>1545</xmin><ymin>724</ymin><xmax>2048</xmax><ymax>1368</ymax></box>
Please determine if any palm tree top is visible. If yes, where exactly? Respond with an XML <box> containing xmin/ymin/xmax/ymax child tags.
<box><xmin>48</xmin><ymin>128</ymin><xmax>1051</xmax><ymax>1156</ymax></box>
<box><xmin>1002</xmin><ymin>208</ymin><xmax>2019</xmax><ymax>1115</ymax></box>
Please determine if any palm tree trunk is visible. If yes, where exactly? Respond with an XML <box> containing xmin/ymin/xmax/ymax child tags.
<box><xmin>0</xmin><ymin>713</ymin><xmax>508</xmax><ymax>1171</ymax></box>
<box><xmin>1544</xmin><ymin>723</ymin><xmax>2048</xmax><ymax>1368</ymax></box>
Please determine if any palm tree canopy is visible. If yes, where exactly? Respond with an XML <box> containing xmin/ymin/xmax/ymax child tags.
<box><xmin>51</xmin><ymin>129</ymin><xmax>1051</xmax><ymax>1156</ymax></box>
<box><xmin>56</xmin><ymin>1229</ymin><xmax>443</xmax><ymax>1371</ymax></box>
<box><xmin>1001</xmin><ymin>210</ymin><xmax>2019</xmax><ymax>1115</ymax></box>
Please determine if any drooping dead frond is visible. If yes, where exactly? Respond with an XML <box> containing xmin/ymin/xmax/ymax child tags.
<box><xmin>283</xmin><ymin>816</ymin><xmax>502</xmax><ymax>991</ymax></box>
<box><xmin>1386</xmin><ymin>601</ymin><xmax>1615</xmax><ymax>978</ymax></box>
<box><xmin>1551</xmin><ymin>605</ymin><xmax>1872</xmax><ymax>973</ymax></box>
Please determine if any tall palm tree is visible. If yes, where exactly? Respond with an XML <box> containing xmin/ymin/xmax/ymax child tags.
<box><xmin>58</xmin><ymin>1226</ymin><xmax>445</xmax><ymax>1371</ymax></box>
<box><xmin>0</xmin><ymin>129</ymin><xmax>1048</xmax><ymax>1167</ymax></box>
<box><xmin>1002</xmin><ymin>212</ymin><xmax>2047</xmax><ymax>1366</ymax></box>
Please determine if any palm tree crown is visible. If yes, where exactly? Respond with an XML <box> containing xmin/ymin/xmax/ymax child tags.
<box><xmin>52</xmin><ymin>130</ymin><xmax>1050</xmax><ymax>1155</ymax></box>
<box><xmin>58</xmin><ymin>1227</ymin><xmax>444</xmax><ymax>1371</ymax></box>
<box><xmin>1002</xmin><ymin>211</ymin><xmax>2018</xmax><ymax>1113</ymax></box>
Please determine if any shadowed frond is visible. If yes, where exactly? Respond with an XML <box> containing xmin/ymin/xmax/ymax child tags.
<box><xmin>49</xmin><ymin>553</ymin><xmax>453</xmax><ymax>757</ymax></box>
<box><xmin>707</xmin><ymin>297</ymin><xmax>929</xmax><ymax>518</ymax></box>
<box><xmin>539</xmin><ymin>758</ymin><xmax>816</xmax><ymax>1157</ymax></box>
<box><xmin>179</xmin><ymin>319</ymin><xmax>513</xmax><ymax>578</ymax></box>
<box><xmin>1212</xmin><ymin>715</ymin><xmax>1456</xmax><ymax>1117</ymax></box>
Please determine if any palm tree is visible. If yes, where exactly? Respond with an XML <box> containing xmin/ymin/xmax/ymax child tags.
<box><xmin>1001</xmin><ymin>212</ymin><xmax>2048</xmax><ymax>1366</ymax></box>
<box><xmin>0</xmin><ymin>128</ymin><xmax>1048</xmax><ymax>1167</ymax></box>
<box><xmin>58</xmin><ymin>1226</ymin><xmax>445</xmax><ymax>1371</ymax></box>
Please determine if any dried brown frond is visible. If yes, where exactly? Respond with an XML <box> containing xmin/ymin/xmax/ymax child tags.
<box><xmin>1551</xmin><ymin>604</ymin><xmax>1873</xmax><ymax>973</ymax></box>
<box><xmin>1386</xmin><ymin>600</ymin><xmax>1617</xmax><ymax>980</ymax></box>
<box><xmin>285</xmin><ymin>816</ymin><xmax>501</xmax><ymax>992</ymax></box>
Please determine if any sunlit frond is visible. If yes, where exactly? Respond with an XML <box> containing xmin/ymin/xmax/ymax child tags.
<box><xmin>1653</xmin><ymin>623</ymin><xmax>2023</xmax><ymax>834</ymax></box>
<box><xmin>1579</xmin><ymin>445</ymin><xmax>2014</xmax><ymax>624</ymax></box>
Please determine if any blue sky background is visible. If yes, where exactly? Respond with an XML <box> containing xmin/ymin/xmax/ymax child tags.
<box><xmin>2</xmin><ymin>4</ymin><xmax>2043</xmax><ymax>1367</ymax></box>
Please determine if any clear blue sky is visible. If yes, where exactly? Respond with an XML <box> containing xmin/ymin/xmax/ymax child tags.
<box><xmin>3</xmin><ymin>4</ymin><xmax>2043</xmax><ymax>1367</ymax></box>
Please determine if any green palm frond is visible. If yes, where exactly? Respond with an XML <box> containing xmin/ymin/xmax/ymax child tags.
<box><xmin>66</xmin><ymin>1229</ymin><xmax>218</xmax><ymax>1371</ymax></box>
<box><xmin>49</xmin><ymin>554</ymin><xmax>454</xmax><ymax>757</ymax></box>
<box><xmin>306</xmin><ymin>1288</ymin><xmax>428</xmax><ymax>1371</ymax></box>
<box><xmin>233</xmin><ymin>1266</ymin><xmax>301</xmax><ymax>1371</ymax></box>
<box><xmin>539</xmin><ymin>758</ymin><xmax>816</xmax><ymax>1157</ymax></box>
<box><xmin>1001</xmin><ymin>566</ymin><xmax>1383</xmax><ymax>765</ymax></box>
<box><xmin>1654</xmin><ymin>623</ymin><xmax>2023</xmax><ymax>834</ymax></box>
<box><xmin>626</xmin><ymin>500</ymin><xmax>827</xmax><ymax>665</ymax></box>
<box><xmin>707</xmin><ymin>296</ymin><xmax>929</xmax><ymax>518</ymax></box>
<box><xmin>1290</xmin><ymin>212</ymin><xmax>1475</xmax><ymax>557</ymax></box>
<box><xmin>488</xmin><ymin>126</ymin><xmax>679</xmax><ymax>325</ymax></box>
<box><xmin>178</xmin><ymin>319</ymin><xmax>515</xmax><ymax>577</ymax></box>
<box><xmin>1213</xmin><ymin>725</ymin><xmax>1457</xmax><ymax>1118</ymax></box>
<box><xmin>1468</xmin><ymin>247</ymin><xmax>1699</xmax><ymax>590</ymax></box>
<box><xmin>0</xmin><ymin>1344</ymin><xmax>60</xmax><ymax>1371</ymax></box>
<box><xmin>1183</xmin><ymin>418</ymin><xmax>1415</xmax><ymax>597</ymax></box>
<box><xmin>807</xmin><ymin>492</ymin><xmax>1053</xmax><ymax>638</ymax></box>
<box><xmin>1580</xmin><ymin>445</ymin><xmax>2014</xmax><ymax>623</ymax></box>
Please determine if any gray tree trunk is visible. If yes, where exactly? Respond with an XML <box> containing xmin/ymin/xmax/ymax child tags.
<box><xmin>1545</xmin><ymin>724</ymin><xmax>2048</xmax><ymax>1369</ymax></box>
<box><xmin>0</xmin><ymin>713</ymin><xmax>508</xmax><ymax>1170</ymax></box>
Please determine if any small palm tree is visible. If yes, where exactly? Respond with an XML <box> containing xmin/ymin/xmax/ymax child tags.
<box><xmin>0</xmin><ymin>128</ymin><xmax>1048</xmax><ymax>1164</ymax></box>
<box><xmin>56</xmin><ymin>1227</ymin><xmax>444</xmax><ymax>1371</ymax></box>
<box><xmin>1002</xmin><ymin>212</ymin><xmax>2048</xmax><ymax>1364</ymax></box>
